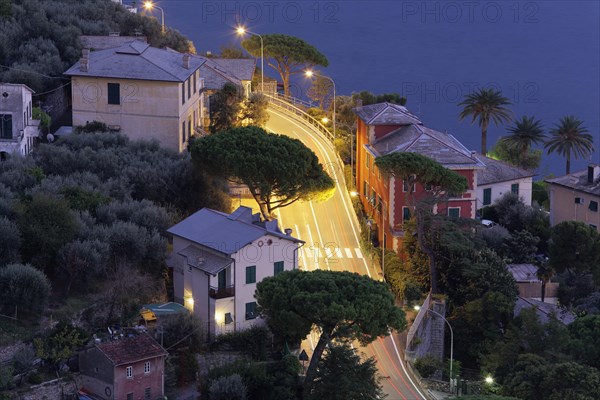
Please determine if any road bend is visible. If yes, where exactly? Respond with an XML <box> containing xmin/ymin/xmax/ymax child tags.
<box><xmin>266</xmin><ymin>108</ymin><xmax>428</xmax><ymax>400</ymax></box>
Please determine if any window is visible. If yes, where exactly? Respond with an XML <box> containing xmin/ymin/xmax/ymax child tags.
<box><xmin>193</xmin><ymin>72</ymin><xmax>197</xmax><ymax>93</ymax></box>
<box><xmin>187</xmin><ymin>78</ymin><xmax>191</xmax><ymax>99</ymax></box>
<box><xmin>181</xmin><ymin>83</ymin><xmax>185</xmax><ymax>104</ymax></box>
<box><xmin>182</xmin><ymin>121</ymin><xmax>186</xmax><ymax>144</ymax></box>
<box><xmin>144</xmin><ymin>387</ymin><xmax>151</xmax><ymax>400</ymax></box>
<box><xmin>589</xmin><ymin>200</ymin><xmax>598</xmax><ymax>212</ymax></box>
<box><xmin>365</xmin><ymin>152</ymin><xmax>371</xmax><ymax>169</ymax></box>
<box><xmin>245</xmin><ymin>302</ymin><xmax>257</xmax><ymax>320</ymax></box>
<box><xmin>377</xmin><ymin>195</ymin><xmax>383</xmax><ymax>214</ymax></box>
<box><xmin>483</xmin><ymin>188</ymin><xmax>492</xmax><ymax>206</ymax></box>
<box><xmin>402</xmin><ymin>206</ymin><xmax>411</xmax><ymax>223</ymax></box>
<box><xmin>448</xmin><ymin>207</ymin><xmax>460</xmax><ymax>218</ymax></box>
<box><xmin>403</xmin><ymin>176</ymin><xmax>416</xmax><ymax>193</ymax></box>
<box><xmin>590</xmin><ymin>224</ymin><xmax>598</xmax><ymax>230</ymax></box>
<box><xmin>425</xmin><ymin>183</ymin><xmax>433</xmax><ymax>192</ymax></box>
<box><xmin>188</xmin><ymin>119</ymin><xmax>192</xmax><ymax>139</ymax></box>
<box><xmin>246</xmin><ymin>266</ymin><xmax>256</xmax><ymax>284</ymax></box>
<box><xmin>0</xmin><ymin>114</ymin><xmax>12</xmax><ymax>139</ymax></box>
<box><xmin>363</xmin><ymin>181</ymin><xmax>369</xmax><ymax>197</ymax></box>
<box><xmin>575</xmin><ymin>197</ymin><xmax>584</xmax><ymax>204</ymax></box>
<box><xmin>126</xmin><ymin>366</ymin><xmax>133</xmax><ymax>378</ymax></box>
<box><xmin>144</xmin><ymin>361</ymin><xmax>150</xmax><ymax>374</ymax></box>
<box><xmin>511</xmin><ymin>183</ymin><xmax>519</xmax><ymax>195</ymax></box>
<box><xmin>127</xmin><ymin>394</ymin><xmax>133</xmax><ymax>400</ymax></box>
<box><xmin>371</xmin><ymin>189</ymin><xmax>376</xmax><ymax>206</ymax></box>
<box><xmin>107</xmin><ymin>83</ymin><xmax>120</xmax><ymax>105</ymax></box>
<box><xmin>274</xmin><ymin>261</ymin><xmax>284</xmax><ymax>275</ymax></box>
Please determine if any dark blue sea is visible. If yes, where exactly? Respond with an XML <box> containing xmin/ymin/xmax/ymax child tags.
<box><xmin>155</xmin><ymin>0</ymin><xmax>600</xmax><ymax>177</ymax></box>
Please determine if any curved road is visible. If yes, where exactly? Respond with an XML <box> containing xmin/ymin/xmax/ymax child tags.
<box><xmin>266</xmin><ymin>107</ymin><xmax>428</xmax><ymax>400</ymax></box>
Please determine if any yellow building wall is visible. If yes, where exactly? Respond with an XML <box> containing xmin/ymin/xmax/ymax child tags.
<box><xmin>549</xmin><ymin>184</ymin><xmax>600</xmax><ymax>231</ymax></box>
<box><xmin>71</xmin><ymin>76</ymin><xmax>201</xmax><ymax>152</ymax></box>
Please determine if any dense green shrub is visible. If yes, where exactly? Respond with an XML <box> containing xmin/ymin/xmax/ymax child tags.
<box><xmin>0</xmin><ymin>263</ymin><xmax>51</xmax><ymax>314</ymax></box>
<box><xmin>209</xmin><ymin>374</ymin><xmax>247</xmax><ymax>400</ymax></box>
<box><xmin>212</xmin><ymin>325</ymin><xmax>270</xmax><ymax>360</ymax></box>
<box><xmin>414</xmin><ymin>355</ymin><xmax>442</xmax><ymax>378</ymax></box>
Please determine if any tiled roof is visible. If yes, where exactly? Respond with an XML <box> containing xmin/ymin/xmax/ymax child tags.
<box><xmin>178</xmin><ymin>245</ymin><xmax>233</xmax><ymax>275</ymax></box>
<box><xmin>371</xmin><ymin>124</ymin><xmax>485</xmax><ymax>169</ymax></box>
<box><xmin>196</xmin><ymin>57</ymin><xmax>255</xmax><ymax>90</ymax></box>
<box><xmin>96</xmin><ymin>334</ymin><xmax>167</xmax><ymax>366</ymax></box>
<box><xmin>475</xmin><ymin>154</ymin><xmax>535</xmax><ymax>185</ymax></box>
<box><xmin>515</xmin><ymin>297</ymin><xmax>575</xmax><ymax>325</ymax></box>
<box><xmin>79</xmin><ymin>35</ymin><xmax>147</xmax><ymax>51</ymax></box>
<box><xmin>64</xmin><ymin>41</ymin><xmax>205</xmax><ymax>82</ymax></box>
<box><xmin>507</xmin><ymin>263</ymin><xmax>540</xmax><ymax>283</ymax></box>
<box><xmin>545</xmin><ymin>167</ymin><xmax>600</xmax><ymax>197</ymax></box>
<box><xmin>353</xmin><ymin>102</ymin><xmax>423</xmax><ymax>125</ymax></box>
<box><xmin>167</xmin><ymin>206</ymin><xmax>302</xmax><ymax>255</ymax></box>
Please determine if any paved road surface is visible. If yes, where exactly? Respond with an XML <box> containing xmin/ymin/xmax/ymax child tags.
<box><xmin>266</xmin><ymin>108</ymin><xmax>428</xmax><ymax>400</ymax></box>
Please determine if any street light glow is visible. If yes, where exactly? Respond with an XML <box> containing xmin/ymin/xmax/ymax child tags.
<box><xmin>143</xmin><ymin>1</ymin><xmax>153</xmax><ymax>10</ymax></box>
<box><xmin>485</xmin><ymin>376</ymin><xmax>494</xmax><ymax>384</ymax></box>
<box><xmin>236</xmin><ymin>26</ymin><xmax>246</xmax><ymax>35</ymax></box>
<box><xmin>305</xmin><ymin>70</ymin><xmax>314</xmax><ymax>77</ymax></box>
<box><xmin>350</xmin><ymin>191</ymin><xmax>358</xmax><ymax>197</ymax></box>
<box><xmin>414</xmin><ymin>305</ymin><xmax>421</xmax><ymax>311</ymax></box>
<box><xmin>322</xmin><ymin>117</ymin><xmax>329</xmax><ymax>124</ymax></box>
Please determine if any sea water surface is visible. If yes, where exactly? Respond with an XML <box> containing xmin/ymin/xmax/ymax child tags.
<box><xmin>156</xmin><ymin>0</ymin><xmax>600</xmax><ymax>177</ymax></box>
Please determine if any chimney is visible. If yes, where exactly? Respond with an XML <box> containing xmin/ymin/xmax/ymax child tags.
<box><xmin>183</xmin><ymin>54</ymin><xmax>190</xmax><ymax>69</ymax></box>
<box><xmin>80</xmin><ymin>48</ymin><xmax>90</xmax><ymax>72</ymax></box>
<box><xmin>587</xmin><ymin>164</ymin><xmax>600</xmax><ymax>184</ymax></box>
<box><xmin>355</xmin><ymin>98</ymin><xmax>363</xmax><ymax>107</ymax></box>
<box><xmin>284</xmin><ymin>228</ymin><xmax>293</xmax><ymax>236</ymax></box>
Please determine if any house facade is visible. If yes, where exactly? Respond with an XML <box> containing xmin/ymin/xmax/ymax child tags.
<box><xmin>64</xmin><ymin>41</ymin><xmax>206</xmax><ymax>152</ymax></box>
<box><xmin>545</xmin><ymin>164</ymin><xmax>600</xmax><ymax>231</ymax></box>
<box><xmin>475</xmin><ymin>153</ymin><xmax>535</xmax><ymax>208</ymax></box>
<box><xmin>78</xmin><ymin>334</ymin><xmax>167</xmax><ymax>400</ymax></box>
<box><xmin>167</xmin><ymin>206</ymin><xmax>302</xmax><ymax>338</ymax></box>
<box><xmin>353</xmin><ymin>102</ymin><xmax>484</xmax><ymax>252</ymax></box>
<box><xmin>0</xmin><ymin>83</ymin><xmax>39</xmax><ymax>157</ymax></box>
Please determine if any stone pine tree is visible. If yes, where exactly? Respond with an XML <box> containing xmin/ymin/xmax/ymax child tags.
<box><xmin>255</xmin><ymin>270</ymin><xmax>406</xmax><ymax>393</ymax></box>
<box><xmin>241</xmin><ymin>34</ymin><xmax>328</xmax><ymax>97</ymax></box>
<box><xmin>190</xmin><ymin>126</ymin><xmax>335</xmax><ymax>220</ymax></box>
<box><xmin>375</xmin><ymin>152</ymin><xmax>468</xmax><ymax>294</ymax></box>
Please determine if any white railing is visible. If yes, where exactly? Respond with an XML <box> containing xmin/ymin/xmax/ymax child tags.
<box><xmin>264</xmin><ymin>93</ymin><xmax>335</xmax><ymax>145</ymax></box>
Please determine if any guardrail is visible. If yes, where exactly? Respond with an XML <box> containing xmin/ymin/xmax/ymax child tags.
<box><xmin>263</xmin><ymin>93</ymin><xmax>335</xmax><ymax>146</ymax></box>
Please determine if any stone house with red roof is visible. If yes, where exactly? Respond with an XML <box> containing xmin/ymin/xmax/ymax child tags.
<box><xmin>78</xmin><ymin>333</ymin><xmax>167</xmax><ymax>400</ymax></box>
<box><xmin>353</xmin><ymin>102</ymin><xmax>485</xmax><ymax>251</ymax></box>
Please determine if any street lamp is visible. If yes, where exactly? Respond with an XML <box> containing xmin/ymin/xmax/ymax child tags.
<box><xmin>305</xmin><ymin>70</ymin><xmax>336</xmax><ymax>140</ymax></box>
<box><xmin>144</xmin><ymin>1</ymin><xmax>165</xmax><ymax>33</ymax></box>
<box><xmin>414</xmin><ymin>305</ymin><xmax>454</xmax><ymax>388</ymax></box>
<box><xmin>236</xmin><ymin>26</ymin><xmax>263</xmax><ymax>93</ymax></box>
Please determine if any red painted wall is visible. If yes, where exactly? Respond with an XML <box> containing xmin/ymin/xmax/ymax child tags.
<box><xmin>114</xmin><ymin>357</ymin><xmax>165</xmax><ymax>400</ymax></box>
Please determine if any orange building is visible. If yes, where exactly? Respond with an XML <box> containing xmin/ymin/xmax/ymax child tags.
<box><xmin>353</xmin><ymin>102</ymin><xmax>484</xmax><ymax>252</ymax></box>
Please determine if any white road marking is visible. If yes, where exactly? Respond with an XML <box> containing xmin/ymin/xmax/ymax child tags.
<box><xmin>305</xmin><ymin>223</ymin><xmax>318</xmax><ymax>270</ymax></box>
<box><xmin>355</xmin><ymin>248</ymin><xmax>364</xmax><ymax>259</ymax></box>
<box><xmin>390</xmin><ymin>334</ymin><xmax>428</xmax><ymax>399</ymax></box>
<box><xmin>335</xmin><ymin>248</ymin><xmax>343</xmax><ymax>258</ymax></box>
<box><xmin>324</xmin><ymin>247</ymin><xmax>333</xmax><ymax>259</ymax></box>
<box><xmin>308</xmin><ymin>200</ymin><xmax>330</xmax><ymax>270</ymax></box>
<box><xmin>344</xmin><ymin>248</ymin><xmax>354</xmax><ymax>258</ymax></box>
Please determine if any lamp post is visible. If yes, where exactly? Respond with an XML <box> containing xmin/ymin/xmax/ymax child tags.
<box><xmin>236</xmin><ymin>27</ymin><xmax>263</xmax><ymax>93</ymax></box>
<box><xmin>414</xmin><ymin>305</ymin><xmax>454</xmax><ymax>389</ymax></box>
<box><xmin>305</xmin><ymin>70</ymin><xmax>335</xmax><ymax>140</ymax></box>
<box><xmin>144</xmin><ymin>1</ymin><xmax>165</xmax><ymax>33</ymax></box>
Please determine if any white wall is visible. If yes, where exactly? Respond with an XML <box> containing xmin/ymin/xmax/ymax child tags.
<box><xmin>477</xmin><ymin>176</ymin><xmax>533</xmax><ymax>209</ymax></box>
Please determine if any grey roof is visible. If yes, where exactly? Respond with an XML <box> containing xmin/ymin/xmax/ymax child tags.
<box><xmin>475</xmin><ymin>154</ymin><xmax>535</xmax><ymax>185</ymax></box>
<box><xmin>515</xmin><ymin>297</ymin><xmax>576</xmax><ymax>325</ymax></box>
<box><xmin>371</xmin><ymin>124</ymin><xmax>485</xmax><ymax>169</ymax></box>
<box><xmin>178</xmin><ymin>245</ymin><xmax>233</xmax><ymax>276</ymax></box>
<box><xmin>545</xmin><ymin>166</ymin><xmax>600</xmax><ymax>197</ymax></box>
<box><xmin>353</xmin><ymin>102</ymin><xmax>423</xmax><ymax>125</ymax></box>
<box><xmin>64</xmin><ymin>41</ymin><xmax>205</xmax><ymax>82</ymax></box>
<box><xmin>79</xmin><ymin>35</ymin><xmax>147</xmax><ymax>51</ymax></box>
<box><xmin>196</xmin><ymin>57</ymin><xmax>255</xmax><ymax>90</ymax></box>
<box><xmin>167</xmin><ymin>206</ymin><xmax>302</xmax><ymax>255</ymax></box>
<box><xmin>507</xmin><ymin>263</ymin><xmax>540</xmax><ymax>283</ymax></box>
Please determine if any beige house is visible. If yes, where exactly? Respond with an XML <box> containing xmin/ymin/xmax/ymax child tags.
<box><xmin>64</xmin><ymin>40</ymin><xmax>206</xmax><ymax>152</ymax></box>
<box><xmin>0</xmin><ymin>83</ymin><xmax>39</xmax><ymax>157</ymax></box>
<box><xmin>546</xmin><ymin>165</ymin><xmax>600</xmax><ymax>231</ymax></box>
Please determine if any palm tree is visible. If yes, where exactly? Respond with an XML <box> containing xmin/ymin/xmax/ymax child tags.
<box><xmin>458</xmin><ymin>88</ymin><xmax>513</xmax><ymax>155</ymax></box>
<box><xmin>500</xmin><ymin>115</ymin><xmax>545</xmax><ymax>161</ymax></box>
<box><xmin>545</xmin><ymin>115</ymin><xmax>594</xmax><ymax>175</ymax></box>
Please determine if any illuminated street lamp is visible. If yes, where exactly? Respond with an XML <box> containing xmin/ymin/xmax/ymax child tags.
<box><xmin>305</xmin><ymin>70</ymin><xmax>336</xmax><ymax>140</ymax></box>
<box><xmin>484</xmin><ymin>375</ymin><xmax>494</xmax><ymax>384</ymax></box>
<box><xmin>414</xmin><ymin>305</ymin><xmax>454</xmax><ymax>388</ymax></box>
<box><xmin>144</xmin><ymin>1</ymin><xmax>165</xmax><ymax>33</ymax></box>
<box><xmin>236</xmin><ymin>26</ymin><xmax>263</xmax><ymax>92</ymax></box>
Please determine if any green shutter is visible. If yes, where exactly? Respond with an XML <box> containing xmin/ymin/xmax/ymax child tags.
<box><xmin>274</xmin><ymin>261</ymin><xmax>284</xmax><ymax>275</ymax></box>
<box><xmin>511</xmin><ymin>183</ymin><xmax>519</xmax><ymax>195</ymax></box>
<box><xmin>245</xmin><ymin>302</ymin><xmax>257</xmax><ymax>320</ymax></box>
<box><xmin>483</xmin><ymin>188</ymin><xmax>491</xmax><ymax>205</ymax></box>
<box><xmin>245</xmin><ymin>266</ymin><xmax>256</xmax><ymax>284</ymax></box>
<box><xmin>403</xmin><ymin>207</ymin><xmax>411</xmax><ymax>222</ymax></box>
<box><xmin>448</xmin><ymin>208</ymin><xmax>460</xmax><ymax>218</ymax></box>
<box><xmin>107</xmin><ymin>83</ymin><xmax>120</xmax><ymax>105</ymax></box>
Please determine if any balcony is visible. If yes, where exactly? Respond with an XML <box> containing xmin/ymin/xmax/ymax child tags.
<box><xmin>209</xmin><ymin>285</ymin><xmax>235</xmax><ymax>299</ymax></box>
